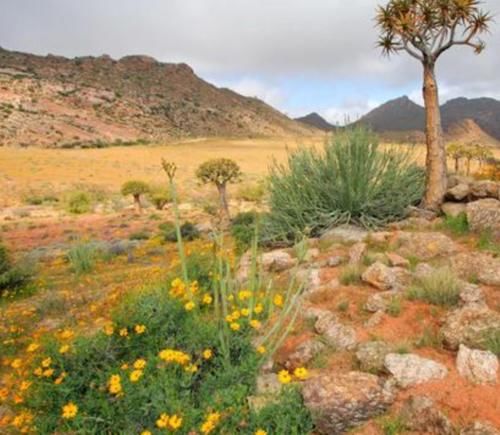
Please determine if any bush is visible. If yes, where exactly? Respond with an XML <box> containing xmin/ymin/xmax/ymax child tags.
<box><xmin>0</xmin><ymin>242</ymin><xmax>33</xmax><ymax>297</ymax></box>
<box><xmin>129</xmin><ymin>230</ymin><xmax>151</xmax><ymax>241</ymax></box>
<box><xmin>66</xmin><ymin>191</ymin><xmax>92</xmax><ymax>214</ymax></box>
<box><xmin>237</xmin><ymin>180</ymin><xmax>266</xmax><ymax>202</ymax></box>
<box><xmin>162</xmin><ymin>222</ymin><xmax>200</xmax><ymax>243</ymax></box>
<box><xmin>339</xmin><ymin>264</ymin><xmax>363</xmax><ymax>285</ymax></box>
<box><xmin>148</xmin><ymin>186</ymin><xmax>171</xmax><ymax>210</ymax></box>
<box><xmin>231</xmin><ymin>212</ymin><xmax>259</xmax><ymax>254</ymax></box>
<box><xmin>264</xmin><ymin>127</ymin><xmax>425</xmax><ymax>242</ymax></box>
<box><xmin>407</xmin><ymin>267</ymin><xmax>461</xmax><ymax>307</ymax></box>
<box><xmin>67</xmin><ymin>242</ymin><xmax>98</xmax><ymax>274</ymax></box>
<box><xmin>442</xmin><ymin>213</ymin><xmax>469</xmax><ymax>235</ymax></box>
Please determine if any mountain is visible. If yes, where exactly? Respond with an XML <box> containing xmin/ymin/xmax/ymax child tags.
<box><xmin>355</xmin><ymin>95</ymin><xmax>500</xmax><ymax>145</ymax></box>
<box><xmin>295</xmin><ymin>112</ymin><xmax>335</xmax><ymax>131</ymax></box>
<box><xmin>0</xmin><ymin>47</ymin><xmax>316</xmax><ymax>148</ymax></box>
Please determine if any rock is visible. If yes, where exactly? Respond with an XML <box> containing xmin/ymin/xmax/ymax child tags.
<box><xmin>461</xmin><ymin>421</ymin><xmax>500</xmax><ymax>435</ymax></box>
<box><xmin>456</xmin><ymin>344</ymin><xmax>498</xmax><ymax>385</ymax></box>
<box><xmin>384</xmin><ymin>353</ymin><xmax>448</xmax><ymax>388</ymax></box>
<box><xmin>285</xmin><ymin>339</ymin><xmax>326</xmax><ymax>369</ymax></box>
<box><xmin>441</xmin><ymin>305</ymin><xmax>500</xmax><ymax>350</ymax></box>
<box><xmin>447</xmin><ymin>183</ymin><xmax>471</xmax><ymax>201</ymax></box>
<box><xmin>355</xmin><ymin>341</ymin><xmax>391</xmax><ymax>373</ymax></box>
<box><xmin>396</xmin><ymin>231</ymin><xmax>459</xmax><ymax>260</ymax></box>
<box><xmin>466</xmin><ymin>199</ymin><xmax>500</xmax><ymax>239</ymax></box>
<box><xmin>302</xmin><ymin>371</ymin><xmax>395</xmax><ymax>434</ymax></box>
<box><xmin>364</xmin><ymin>310</ymin><xmax>385</xmax><ymax>328</ymax></box>
<box><xmin>471</xmin><ymin>180</ymin><xmax>499</xmax><ymax>199</ymax></box>
<box><xmin>296</xmin><ymin>267</ymin><xmax>322</xmax><ymax>293</ymax></box>
<box><xmin>261</xmin><ymin>250</ymin><xmax>296</xmax><ymax>272</ymax></box>
<box><xmin>303</xmin><ymin>306</ymin><xmax>332</xmax><ymax>322</ymax></box>
<box><xmin>326</xmin><ymin>255</ymin><xmax>344</xmax><ymax>267</ymax></box>
<box><xmin>368</xmin><ymin>231</ymin><xmax>393</xmax><ymax>244</ymax></box>
<box><xmin>320</xmin><ymin>225</ymin><xmax>368</xmax><ymax>245</ymax></box>
<box><xmin>236</xmin><ymin>251</ymin><xmax>252</xmax><ymax>283</ymax></box>
<box><xmin>315</xmin><ymin>312</ymin><xmax>357</xmax><ymax>350</ymax></box>
<box><xmin>386</xmin><ymin>252</ymin><xmax>410</xmax><ymax>268</ymax></box>
<box><xmin>195</xmin><ymin>221</ymin><xmax>214</xmax><ymax>233</ymax></box>
<box><xmin>448</xmin><ymin>174</ymin><xmax>473</xmax><ymax>189</ymax></box>
<box><xmin>442</xmin><ymin>202</ymin><xmax>467</xmax><ymax>218</ymax></box>
<box><xmin>305</xmin><ymin>248</ymin><xmax>320</xmax><ymax>262</ymax></box>
<box><xmin>450</xmin><ymin>252</ymin><xmax>500</xmax><ymax>286</ymax></box>
<box><xmin>413</xmin><ymin>262</ymin><xmax>435</xmax><ymax>280</ymax></box>
<box><xmin>400</xmin><ymin>395</ymin><xmax>455</xmax><ymax>435</ymax></box>
<box><xmin>364</xmin><ymin>291</ymin><xmax>400</xmax><ymax>313</ymax></box>
<box><xmin>459</xmin><ymin>283</ymin><xmax>485</xmax><ymax>307</ymax></box>
<box><xmin>248</xmin><ymin>373</ymin><xmax>282</xmax><ymax>412</ymax></box>
<box><xmin>361</xmin><ymin>262</ymin><xmax>409</xmax><ymax>291</ymax></box>
<box><xmin>348</xmin><ymin>242</ymin><xmax>367</xmax><ymax>264</ymax></box>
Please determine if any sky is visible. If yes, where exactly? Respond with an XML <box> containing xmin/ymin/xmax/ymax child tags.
<box><xmin>1</xmin><ymin>0</ymin><xmax>499</xmax><ymax>124</ymax></box>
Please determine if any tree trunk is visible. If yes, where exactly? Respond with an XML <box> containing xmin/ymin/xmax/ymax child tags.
<box><xmin>133</xmin><ymin>194</ymin><xmax>142</xmax><ymax>213</ymax></box>
<box><xmin>454</xmin><ymin>157</ymin><xmax>459</xmax><ymax>173</ymax></box>
<box><xmin>217</xmin><ymin>183</ymin><xmax>230</xmax><ymax>220</ymax></box>
<box><xmin>421</xmin><ymin>63</ymin><xmax>447</xmax><ymax>211</ymax></box>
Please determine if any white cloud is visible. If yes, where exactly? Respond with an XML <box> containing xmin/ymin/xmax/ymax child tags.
<box><xmin>323</xmin><ymin>99</ymin><xmax>381</xmax><ymax>125</ymax></box>
<box><xmin>218</xmin><ymin>78</ymin><xmax>287</xmax><ymax>109</ymax></box>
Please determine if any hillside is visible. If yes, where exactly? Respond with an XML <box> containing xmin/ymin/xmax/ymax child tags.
<box><xmin>355</xmin><ymin>95</ymin><xmax>500</xmax><ymax>146</ymax></box>
<box><xmin>295</xmin><ymin>112</ymin><xmax>335</xmax><ymax>131</ymax></box>
<box><xmin>0</xmin><ymin>48</ymin><xmax>316</xmax><ymax>148</ymax></box>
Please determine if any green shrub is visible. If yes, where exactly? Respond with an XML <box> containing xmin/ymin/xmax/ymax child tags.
<box><xmin>148</xmin><ymin>186</ymin><xmax>171</xmax><ymax>210</ymax></box>
<box><xmin>483</xmin><ymin>328</ymin><xmax>500</xmax><ymax>356</ymax></box>
<box><xmin>129</xmin><ymin>230</ymin><xmax>151</xmax><ymax>241</ymax></box>
<box><xmin>231</xmin><ymin>211</ymin><xmax>259</xmax><ymax>254</ymax></box>
<box><xmin>379</xmin><ymin>415</ymin><xmax>407</xmax><ymax>435</ymax></box>
<box><xmin>442</xmin><ymin>213</ymin><xmax>469</xmax><ymax>235</ymax></box>
<box><xmin>264</xmin><ymin>127</ymin><xmax>425</xmax><ymax>242</ymax></box>
<box><xmin>477</xmin><ymin>230</ymin><xmax>500</xmax><ymax>255</ymax></box>
<box><xmin>407</xmin><ymin>267</ymin><xmax>461</xmax><ymax>307</ymax></box>
<box><xmin>0</xmin><ymin>242</ymin><xmax>33</xmax><ymax>297</ymax></box>
<box><xmin>339</xmin><ymin>264</ymin><xmax>363</xmax><ymax>285</ymax></box>
<box><xmin>67</xmin><ymin>242</ymin><xmax>97</xmax><ymax>274</ymax></box>
<box><xmin>237</xmin><ymin>180</ymin><xmax>266</xmax><ymax>202</ymax></box>
<box><xmin>66</xmin><ymin>191</ymin><xmax>92</xmax><ymax>214</ymax></box>
<box><xmin>162</xmin><ymin>222</ymin><xmax>200</xmax><ymax>242</ymax></box>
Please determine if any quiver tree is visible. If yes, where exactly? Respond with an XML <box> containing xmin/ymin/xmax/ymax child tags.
<box><xmin>376</xmin><ymin>0</ymin><xmax>491</xmax><ymax>210</ymax></box>
<box><xmin>121</xmin><ymin>180</ymin><xmax>150</xmax><ymax>213</ymax></box>
<box><xmin>447</xmin><ymin>142</ymin><xmax>466</xmax><ymax>173</ymax></box>
<box><xmin>196</xmin><ymin>158</ymin><xmax>242</xmax><ymax>219</ymax></box>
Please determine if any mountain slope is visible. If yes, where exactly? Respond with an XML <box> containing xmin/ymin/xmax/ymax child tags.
<box><xmin>0</xmin><ymin>48</ymin><xmax>316</xmax><ymax>148</ymax></box>
<box><xmin>295</xmin><ymin>112</ymin><xmax>335</xmax><ymax>131</ymax></box>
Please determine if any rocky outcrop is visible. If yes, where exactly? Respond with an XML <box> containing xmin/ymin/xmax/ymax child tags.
<box><xmin>261</xmin><ymin>250</ymin><xmax>297</xmax><ymax>272</ymax></box>
<box><xmin>314</xmin><ymin>312</ymin><xmax>357</xmax><ymax>350</ymax></box>
<box><xmin>400</xmin><ymin>395</ymin><xmax>455</xmax><ymax>435</ymax></box>
<box><xmin>302</xmin><ymin>371</ymin><xmax>395</xmax><ymax>434</ymax></box>
<box><xmin>456</xmin><ymin>344</ymin><xmax>498</xmax><ymax>385</ymax></box>
<box><xmin>355</xmin><ymin>341</ymin><xmax>391</xmax><ymax>373</ymax></box>
<box><xmin>364</xmin><ymin>291</ymin><xmax>400</xmax><ymax>313</ymax></box>
<box><xmin>450</xmin><ymin>252</ymin><xmax>500</xmax><ymax>286</ymax></box>
<box><xmin>396</xmin><ymin>232</ymin><xmax>458</xmax><ymax>260</ymax></box>
<box><xmin>384</xmin><ymin>353</ymin><xmax>448</xmax><ymax>388</ymax></box>
<box><xmin>466</xmin><ymin>199</ymin><xmax>500</xmax><ymax>239</ymax></box>
<box><xmin>285</xmin><ymin>339</ymin><xmax>326</xmax><ymax>369</ymax></box>
<box><xmin>320</xmin><ymin>225</ymin><xmax>368</xmax><ymax>245</ymax></box>
<box><xmin>460</xmin><ymin>421</ymin><xmax>500</xmax><ymax>435</ymax></box>
<box><xmin>361</xmin><ymin>262</ymin><xmax>409</xmax><ymax>291</ymax></box>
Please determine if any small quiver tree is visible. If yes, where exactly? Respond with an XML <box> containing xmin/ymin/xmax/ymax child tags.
<box><xmin>121</xmin><ymin>180</ymin><xmax>150</xmax><ymax>213</ymax></box>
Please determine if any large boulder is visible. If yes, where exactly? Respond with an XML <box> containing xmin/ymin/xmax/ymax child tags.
<box><xmin>396</xmin><ymin>232</ymin><xmax>459</xmax><ymax>260</ymax></box>
<box><xmin>261</xmin><ymin>250</ymin><xmax>297</xmax><ymax>272</ymax></box>
<box><xmin>450</xmin><ymin>252</ymin><xmax>500</xmax><ymax>286</ymax></box>
<box><xmin>320</xmin><ymin>225</ymin><xmax>368</xmax><ymax>245</ymax></box>
<box><xmin>384</xmin><ymin>353</ymin><xmax>448</xmax><ymax>388</ymax></box>
<box><xmin>314</xmin><ymin>312</ymin><xmax>357</xmax><ymax>350</ymax></box>
<box><xmin>470</xmin><ymin>180</ymin><xmax>499</xmax><ymax>199</ymax></box>
<box><xmin>442</xmin><ymin>202</ymin><xmax>467</xmax><ymax>218</ymax></box>
<box><xmin>285</xmin><ymin>339</ymin><xmax>326</xmax><ymax>369</ymax></box>
<box><xmin>466</xmin><ymin>199</ymin><xmax>500</xmax><ymax>239</ymax></box>
<box><xmin>456</xmin><ymin>344</ymin><xmax>498</xmax><ymax>385</ymax></box>
<box><xmin>361</xmin><ymin>262</ymin><xmax>410</xmax><ymax>291</ymax></box>
<box><xmin>399</xmin><ymin>395</ymin><xmax>455</xmax><ymax>435</ymax></box>
<box><xmin>355</xmin><ymin>341</ymin><xmax>391</xmax><ymax>373</ymax></box>
<box><xmin>461</xmin><ymin>421</ymin><xmax>500</xmax><ymax>435</ymax></box>
<box><xmin>447</xmin><ymin>183</ymin><xmax>471</xmax><ymax>201</ymax></box>
<box><xmin>441</xmin><ymin>305</ymin><xmax>500</xmax><ymax>350</ymax></box>
<box><xmin>364</xmin><ymin>291</ymin><xmax>400</xmax><ymax>313</ymax></box>
<box><xmin>302</xmin><ymin>371</ymin><xmax>395</xmax><ymax>434</ymax></box>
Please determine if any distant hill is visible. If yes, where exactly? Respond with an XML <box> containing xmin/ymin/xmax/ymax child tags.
<box><xmin>0</xmin><ymin>47</ymin><xmax>316</xmax><ymax>148</ymax></box>
<box><xmin>355</xmin><ymin>95</ymin><xmax>500</xmax><ymax>146</ymax></box>
<box><xmin>295</xmin><ymin>112</ymin><xmax>335</xmax><ymax>131</ymax></box>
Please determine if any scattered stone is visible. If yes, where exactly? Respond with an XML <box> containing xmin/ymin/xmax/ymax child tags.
<box><xmin>460</xmin><ymin>421</ymin><xmax>500</xmax><ymax>435</ymax></box>
<box><xmin>326</xmin><ymin>255</ymin><xmax>344</xmax><ymax>267</ymax></box>
<box><xmin>400</xmin><ymin>395</ymin><xmax>455</xmax><ymax>435</ymax></box>
<box><xmin>459</xmin><ymin>283</ymin><xmax>485</xmax><ymax>307</ymax></box>
<box><xmin>296</xmin><ymin>267</ymin><xmax>322</xmax><ymax>293</ymax></box>
<box><xmin>355</xmin><ymin>341</ymin><xmax>391</xmax><ymax>373</ymax></box>
<box><xmin>441</xmin><ymin>305</ymin><xmax>500</xmax><ymax>350</ymax></box>
<box><xmin>448</xmin><ymin>175</ymin><xmax>473</xmax><ymax>189</ymax></box>
<box><xmin>303</xmin><ymin>306</ymin><xmax>332</xmax><ymax>322</ymax></box>
<box><xmin>285</xmin><ymin>339</ymin><xmax>326</xmax><ymax>369</ymax></box>
<box><xmin>368</xmin><ymin>231</ymin><xmax>393</xmax><ymax>244</ymax></box>
<box><xmin>386</xmin><ymin>252</ymin><xmax>410</xmax><ymax>268</ymax></box>
<box><xmin>348</xmin><ymin>242</ymin><xmax>367</xmax><ymax>264</ymax></box>
<box><xmin>364</xmin><ymin>310</ymin><xmax>385</xmax><ymax>328</ymax></box>
<box><xmin>384</xmin><ymin>353</ymin><xmax>448</xmax><ymax>388</ymax></box>
<box><xmin>261</xmin><ymin>250</ymin><xmax>297</xmax><ymax>272</ymax></box>
<box><xmin>320</xmin><ymin>225</ymin><xmax>368</xmax><ymax>245</ymax></box>
<box><xmin>447</xmin><ymin>183</ymin><xmax>471</xmax><ymax>201</ymax></box>
<box><xmin>315</xmin><ymin>312</ymin><xmax>357</xmax><ymax>350</ymax></box>
<box><xmin>364</xmin><ymin>291</ymin><xmax>400</xmax><ymax>313</ymax></box>
<box><xmin>466</xmin><ymin>199</ymin><xmax>500</xmax><ymax>239</ymax></box>
<box><xmin>413</xmin><ymin>262</ymin><xmax>435</xmax><ymax>280</ymax></box>
<box><xmin>361</xmin><ymin>262</ymin><xmax>409</xmax><ymax>291</ymax></box>
<box><xmin>470</xmin><ymin>180</ymin><xmax>499</xmax><ymax>199</ymax></box>
<box><xmin>442</xmin><ymin>202</ymin><xmax>467</xmax><ymax>218</ymax></box>
<box><xmin>195</xmin><ymin>221</ymin><xmax>214</xmax><ymax>234</ymax></box>
<box><xmin>456</xmin><ymin>344</ymin><xmax>498</xmax><ymax>385</ymax></box>
<box><xmin>450</xmin><ymin>252</ymin><xmax>500</xmax><ymax>286</ymax></box>
<box><xmin>396</xmin><ymin>231</ymin><xmax>458</xmax><ymax>260</ymax></box>
<box><xmin>302</xmin><ymin>371</ymin><xmax>395</xmax><ymax>434</ymax></box>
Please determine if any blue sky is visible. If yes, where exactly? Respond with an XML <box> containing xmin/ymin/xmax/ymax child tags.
<box><xmin>1</xmin><ymin>0</ymin><xmax>499</xmax><ymax>124</ymax></box>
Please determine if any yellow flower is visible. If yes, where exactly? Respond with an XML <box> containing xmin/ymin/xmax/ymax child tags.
<box><xmin>59</xmin><ymin>344</ymin><xmax>70</xmax><ymax>354</ymax></box>
<box><xmin>231</xmin><ymin>310</ymin><xmax>241</xmax><ymax>320</ymax></box>
<box><xmin>278</xmin><ymin>369</ymin><xmax>292</xmax><ymax>384</ymax></box>
<box><xmin>254</xmin><ymin>303</ymin><xmax>264</xmax><ymax>314</ymax></box>
<box><xmin>11</xmin><ymin>359</ymin><xmax>22</xmax><ymax>369</ymax></box>
<box><xmin>202</xmin><ymin>349</ymin><xmax>213</xmax><ymax>360</ymax></box>
<box><xmin>129</xmin><ymin>370</ymin><xmax>143</xmax><ymax>383</ymax></box>
<box><xmin>273</xmin><ymin>294</ymin><xmax>284</xmax><ymax>307</ymax></box>
<box><xmin>42</xmin><ymin>368</ymin><xmax>54</xmax><ymax>378</ymax></box>
<box><xmin>241</xmin><ymin>308</ymin><xmax>250</xmax><ymax>317</ymax></box>
<box><xmin>256</xmin><ymin>345</ymin><xmax>266</xmax><ymax>355</ymax></box>
<box><xmin>156</xmin><ymin>413</ymin><xmax>170</xmax><ymax>429</ymax></box>
<box><xmin>119</xmin><ymin>328</ymin><xmax>128</xmax><ymax>337</ymax></box>
<box><xmin>255</xmin><ymin>430</ymin><xmax>268</xmax><ymax>435</ymax></box>
<box><xmin>238</xmin><ymin>290</ymin><xmax>251</xmax><ymax>301</ymax></box>
<box><xmin>41</xmin><ymin>357</ymin><xmax>52</xmax><ymax>368</ymax></box>
<box><xmin>201</xmin><ymin>420</ymin><xmax>216</xmax><ymax>434</ymax></box>
<box><xmin>202</xmin><ymin>294</ymin><xmax>213</xmax><ymax>305</ymax></box>
<box><xmin>133</xmin><ymin>358</ymin><xmax>147</xmax><ymax>369</ymax></box>
<box><xmin>184</xmin><ymin>364</ymin><xmax>198</xmax><ymax>373</ymax></box>
<box><xmin>169</xmin><ymin>414</ymin><xmax>183</xmax><ymax>430</ymax></box>
<box><xmin>60</xmin><ymin>329</ymin><xmax>74</xmax><ymax>340</ymax></box>
<box><xmin>33</xmin><ymin>367</ymin><xmax>43</xmax><ymax>377</ymax></box>
<box><xmin>141</xmin><ymin>431</ymin><xmax>152</xmax><ymax>435</ymax></box>
<box><xmin>103</xmin><ymin>324</ymin><xmax>114</xmax><ymax>336</ymax></box>
<box><xmin>54</xmin><ymin>373</ymin><xmax>66</xmax><ymax>385</ymax></box>
<box><xmin>294</xmin><ymin>367</ymin><xmax>309</xmax><ymax>381</ymax></box>
<box><xmin>250</xmin><ymin>319</ymin><xmax>261</xmax><ymax>330</ymax></box>
<box><xmin>20</xmin><ymin>381</ymin><xmax>31</xmax><ymax>391</ymax></box>
<box><xmin>225</xmin><ymin>314</ymin><xmax>234</xmax><ymax>323</ymax></box>
<box><xmin>184</xmin><ymin>301</ymin><xmax>195</xmax><ymax>311</ymax></box>
<box><xmin>108</xmin><ymin>374</ymin><xmax>122</xmax><ymax>395</ymax></box>
<box><xmin>61</xmin><ymin>402</ymin><xmax>78</xmax><ymax>419</ymax></box>
<box><xmin>121</xmin><ymin>363</ymin><xmax>129</xmax><ymax>370</ymax></box>
<box><xmin>0</xmin><ymin>387</ymin><xmax>9</xmax><ymax>400</ymax></box>
<box><xmin>26</xmin><ymin>343</ymin><xmax>39</xmax><ymax>353</ymax></box>
<box><xmin>134</xmin><ymin>324</ymin><xmax>147</xmax><ymax>334</ymax></box>
<box><xmin>230</xmin><ymin>322</ymin><xmax>240</xmax><ymax>331</ymax></box>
